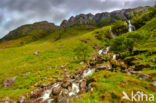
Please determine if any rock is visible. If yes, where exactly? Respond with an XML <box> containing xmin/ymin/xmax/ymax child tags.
<box><xmin>46</xmin><ymin>67</ymin><xmax>52</xmax><ymax>70</ymax></box>
<box><xmin>56</xmin><ymin>97</ymin><xmax>69</xmax><ymax>103</ymax></box>
<box><xmin>130</xmin><ymin>71</ymin><xmax>141</xmax><ymax>75</ymax></box>
<box><xmin>75</xmin><ymin>70</ymin><xmax>84</xmax><ymax>75</ymax></box>
<box><xmin>151</xmin><ymin>81</ymin><xmax>156</xmax><ymax>87</ymax></box>
<box><xmin>19</xmin><ymin>96</ymin><xmax>26</xmax><ymax>103</ymax></box>
<box><xmin>62</xmin><ymin>89</ymin><xmax>69</xmax><ymax>96</ymax></box>
<box><xmin>121</xmin><ymin>80</ymin><xmax>128</xmax><ymax>84</ymax></box>
<box><xmin>23</xmin><ymin>72</ymin><xmax>30</xmax><ymax>77</ymax></box>
<box><xmin>96</xmin><ymin>63</ymin><xmax>111</xmax><ymax>71</ymax></box>
<box><xmin>80</xmin><ymin>80</ymin><xmax>86</xmax><ymax>92</ymax></box>
<box><xmin>34</xmin><ymin>98</ymin><xmax>43</xmax><ymax>103</ymax></box>
<box><xmin>61</xmin><ymin>81</ymin><xmax>71</xmax><ymax>88</ymax></box>
<box><xmin>57</xmin><ymin>78</ymin><xmax>63</xmax><ymax>82</ymax></box>
<box><xmin>127</xmin><ymin>72</ymin><xmax>132</xmax><ymax>76</ymax></box>
<box><xmin>135</xmin><ymin>63</ymin><xmax>152</xmax><ymax>71</ymax></box>
<box><xmin>2</xmin><ymin>77</ymin><xmax>16</xmax><ymax>88</ymax></box>
<box><xmin>30</xmin><ymin>88</ymin><xmax>43</xmax><ymax>98</ymax></box>
<box><xmin>60</xmin><ymin>65</ymin><xmax>66</xmax><ymax>69</ymax></box>
<box><xmin>41</xmin><ymin>82</ymin><xmax>52</xmax><ymax>88</ymax></box>
<box><xmin>80</xmin><ymin>61</ymin><xmax>84</xmax><ymax>65</ymax></box>
<box><xmin>22</xmin><ymin>99</ymin><xmax>31</xmax><ymax>103</ymax></box>
<box><xmin>138</xmin><ymin>74</ymin><xmax>150</xmax><ymax>80</ymax></box>
<box><xmin>34</xmin><ymin>50</ymin><xmax>40</xmax><ymax>55</ymax></box>
<box><xmin>52</xmin><ymin>86</ymin><xmax>62</xmax><ymax>95</ymax></box>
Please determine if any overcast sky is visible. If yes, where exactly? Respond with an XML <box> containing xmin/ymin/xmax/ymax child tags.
<box><xmin>0</xmin><ymin>0</ymin><xmax>155</xmax><ymax>38</ymax></box>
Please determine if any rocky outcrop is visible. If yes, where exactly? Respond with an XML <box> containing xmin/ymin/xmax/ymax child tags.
<box><xmin>138</xmin><ymin>74</ymin><xmax>151</xmax><ymax>80</ymax></box>
<box><xmin>61</xmin><ymin>14</ymin><xmax>95</xmax><ymax>28</ymax></box>
<box><xmin>61</xmin><ymin>7</ymin><xmax>147</xmax><ymax>28</ymax></box>
<box><xmin>2</xmin><ymin>77</ymin><xmax>16</xmax><ymax>88</ymax></box>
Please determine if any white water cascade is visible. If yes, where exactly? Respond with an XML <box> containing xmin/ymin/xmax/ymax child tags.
<box><xmin>128</xmin><ymin>20</ymin><xmax>135</xmax><ymax>32</ymax></box>
<box><xmin>109</xmin><ymin>27</ymin><xmax>116</xmax><ymax>38</ymax></box>
<box><xmin>82</xmin><ymin>68</ymin><xmax>95</xmax><ymax>78</ymax></box>
<box><xmin>41</xmin><ymin>83</ymin><xmax>60</xmax><ymax>102</ymax></box>
<box><xmin>98</xmin><ymin>49</ymin><xmax>103</xmax><ymax>55</ymax></box>
<box><xmin>69</xmin><ymin>83</ymin><xmax>80</xmax><ymax>96</ymax></box>
<box><xmin>103</xmin><ymin>46</ymin><xmax>110</xmax><ymax>55</ymax></box>
<box><xmin>112</xmin><ymin>54</ymin><xmax>116</xmax><ymax>60</ymax></box>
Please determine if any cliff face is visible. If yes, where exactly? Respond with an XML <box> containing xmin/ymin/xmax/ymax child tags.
<box><xmin>61</xmin><ymin>7</ymin><xmax>147</xmax><ymax>27</ymax></box>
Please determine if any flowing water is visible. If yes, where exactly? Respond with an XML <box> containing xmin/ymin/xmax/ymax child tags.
<box><xmin>112</xmin><ymin>54</ymin><xmax>116</xmax><ymax>60</ymax></box>
<box><xmin>128</xmin><ymin>20</ymin><xmax>135</xmax><ymax>32</ymax></box>
<box><xmin>103</xmin><ymin>47</ymin><xmax>110</xmax><ymax>55</ymax></box>
<box><xmin>98</xmin><ymin>49</ymin><xmax>103</xmax><ymax>55</ymax></box>
<box><xmin>41</xmin><ymin>83</ymin><xmax>60</xmax><ymax>102</ymax></box>
<box><xmin>69</xmin><ymin>83</ymin><xmax>80</xmax><ymax>96</ymax></box>
<box><xmin>82</xmin><ymin>68</ymin><xmax>96</xmax><ymax>78</ymax></box>
<box><xmin>34</xmin><ymin>46</ymin><xmax>111</xmax><ymax>103</ymax></box>
<box><xmin>109</xmin><ymin>27</ymin><xmax>116</xmax><ymax>38</ymax></box>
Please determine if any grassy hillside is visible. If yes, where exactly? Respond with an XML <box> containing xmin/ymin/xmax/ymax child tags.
<box><xmin>0</xmin><ymin>5</ymin><xmax>155</xmax><ymax>103</ymax></box>
<box><xmin>74</xmin><ymin>5</ymin><xmax>156</xmax><ymax>103</ymax></box>
<box><xmin>74</xmin><ymin>17</ymin><xmax>156</xmax><ymax>103</ymax></box>
<box><xmin>0</xmin><ymin>24</ymin><xmax>106</xmax><ymax>99</ymax></box>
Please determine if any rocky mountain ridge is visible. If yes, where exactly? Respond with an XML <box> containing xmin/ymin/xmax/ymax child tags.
<box><xmin>61</xmin><ymin>6</ymin><xmax>147</xmax><ymax>27</ymax></box>
<box><xmin>0</xmin><ymin>6</ymin><xmax>147</xmax><ymax>42</ymax></box>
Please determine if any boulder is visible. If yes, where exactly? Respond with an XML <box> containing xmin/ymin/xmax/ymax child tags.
<box><xmin>80</xmin><ymin>80</ymin><xmax>86</xmax><ymax>92</ymax></box>
<box><xmin>96</xmin><ymin>63</ymin><xmax>111</xmax><ymax>71</ymax></box>
<box><xmin>52</xmin><ymin>86</ymin><xmax>62</xmax><ymax>95</ymax></box>
<box><xmin>34</xmin><ymin>50</ymin><xmax>40</xmax><ymax>55</ymax></box>
<box><xmin>130</xmin><ymin>71</ymin><xmax>141</xmax><ymax>75</ymax></box>
<box><xmin>62</xmin><ymin>89</ymin><xmax>69</xmax><ymax>96</ymax></box>
<box><xmin>2</xmin><ymin>77</ymin><xmax>16</xmax><ymax>88</ymax></box>
<box><xmin>61</xmin><ymin>81</ymin><xmax>71</xmax><ymax>88</ymax></box>
<box><xmin>60</xmin><ymin>65</ymin><xmax>66</xmax><ymax>69</ymax></box>
<box><xmin>80</xmin><ymin>61</ymin><xmax>84</xmax><ymax>65</ymax></box>
<box><xmin>134</xmin><ymin>63</ymin><xmax>152</xmax><ymax>71</ymax></box>
<box><xmin>151</xmin><ymin>81</ymin><xmax>156</xmax><ymax>87</ymax></box>
<box><xmin>30</xmin><ymin>88</ymin><xmax>43</xmax><ymax>98</ymax></box>
<box><xmin>19</xmin><ymin>96</ymin><xmax>26</xmax><ymax>103</ymax></box>
<box><xmin>138</xmin><ymin>74</ymin><xmax>150</xmax><ymax>80</ymax></box>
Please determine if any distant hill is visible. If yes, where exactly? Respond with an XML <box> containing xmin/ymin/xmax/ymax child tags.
<box><xmin>0</xmin><ymin>21</ymin><xmax>58</xmax><ymax>42</ymax></box>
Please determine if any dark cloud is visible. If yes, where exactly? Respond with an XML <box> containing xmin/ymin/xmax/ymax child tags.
<box><xmin>0</xmin><ymin>0</ymin><xmax>155</xmax><ymax>38</ymax></box>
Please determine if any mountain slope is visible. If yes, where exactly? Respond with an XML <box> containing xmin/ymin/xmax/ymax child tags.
<box><xmin>0</xmin><ymin>7</ymin><xmax>147</xmax><ymax>49</ymax></box>
<box><xmin>0</xmin><ymin>21</ymin><xmax>58</xmax><ymax>46</ymax></box>
<box><xmin>0</xmin><ymin>5</ymin><xmax>156</xmax><ymax>103</ymax></box>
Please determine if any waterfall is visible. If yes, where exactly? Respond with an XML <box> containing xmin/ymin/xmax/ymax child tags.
<box><xmin>103</xmin><ymin>47</ymin><xmax>110</xmax><ymax>54</ymax></box>
<box><xmin>128</xmin><ymin>20</ymin><xmax>132</xmax><ymax>32</ymax></box>
<box><xmin>112</xmin><ymin>54</ymin><xmax>116</xmax><ymax>60</ymax></box>
<box><xmin>98</xmin><ymin>49</ymin><xmax>103</xmax><ymax>55</ymax></box>
<box><xmin>128</xmin><ymin>20</ymin><xmax>135</xmax><ymax>32</ymax></box>
<box><xmin>109</xmin><ymin>27</ymin><xmax>116</xmax><ymax>38</ymax></box>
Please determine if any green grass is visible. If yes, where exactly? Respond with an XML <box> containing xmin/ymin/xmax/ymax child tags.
<box><xmin>74</xmin><ymin>71</ymin><xmax>156</xmax><ymax>103</ymax></box>
<box><xmin>0</xmin><ymin>6</ymin><xmax>156</xmax><ymax>102</ymax></box>
<box><xmin>74</xmin><ymin>7</ymin><xmax>156</xmax><ymax>103</ymax></box>
<box><xmin>0</xmin><ymin>25</ymin><xmax>107</xmax><ymax>99</ymax></box>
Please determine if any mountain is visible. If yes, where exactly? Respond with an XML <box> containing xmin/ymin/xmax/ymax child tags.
<box><xmin>61</xmin><ymin>7</ymin><xmax>147</xmax><ymax>27</ymax></box>
<box><xmin>0</xmin><ymin>7</ymin><xmax>147</xmax><ymax>44</ymax></box>
<box><xmin>0</xmin><ymin>5</ymin><xmax>156</xmax><ymax>103</ymax></box>
<box><xmin>0</xmin><ymin>21</ymin><xmax>58</xmax><ymax>42</ymax></box>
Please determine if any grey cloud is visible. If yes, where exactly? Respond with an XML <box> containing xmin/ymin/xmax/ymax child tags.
<box><xmin>0</xmin><ymin>0</ymin><xmax>156</xmax><ymax>38</ymax></box>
